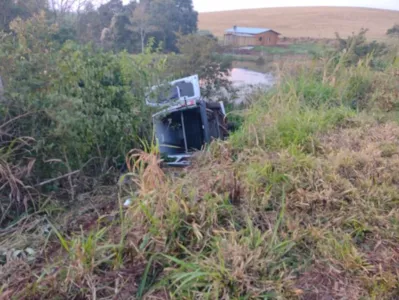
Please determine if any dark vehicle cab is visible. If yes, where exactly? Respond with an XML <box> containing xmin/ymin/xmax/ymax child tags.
<box><xmin>146</xmin><ymin>75</ymin><xmax>228</xmax><ymax>166</ymax></box>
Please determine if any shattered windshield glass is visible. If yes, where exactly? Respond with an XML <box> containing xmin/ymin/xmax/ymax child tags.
<box><xmin>146</xmin><ymin>75</ymin><xmax>199</xmax><ymax>107</ymax></box>
<box><xmin>148</xmin><ymin>84</ymin><xmax>180</xmax><ymax>105</ymax></box>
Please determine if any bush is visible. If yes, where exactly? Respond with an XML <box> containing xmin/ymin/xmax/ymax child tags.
<box><xmin>169</xmin><ymin>33</ymin><xmax>233</xmax><ymax>98</ymax></box>
<box><xmin>335</xmin><ymin>29</ymin><xmax>388</xmax><ymax>67</ymax></box>
<box><xmin>0</xmin><ymin>127</ymin><xmax>36</xmax><ymax>225</ymax></box>
<box><xmin>255</xmin><ymin>55</ymin><xmax>266</xmax><ymax>66</ymax></box>
<box><xmin>0</xmin><ymin>13</ymin><xmax>167</xmax><ymax>223</ymax></box>
<box><xmin>387</xmin><ymin>24</ymin><xmax>399</xmax><ymax>38</ymax></box>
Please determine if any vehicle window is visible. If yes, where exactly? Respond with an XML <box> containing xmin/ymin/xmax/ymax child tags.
<box><xmin>149</xmin><ymin>85</ymin><xmax>179</xmax><ymax>104</ymax></box>
<box><xmin>159</xmin><ymin>86</ymin><xmax>179</xmax><ymax>102</ymax></box>
<box><xmin>174</xmin><ymin>81</ymin><xmax>195</xmax><ymax>98</ymax></box>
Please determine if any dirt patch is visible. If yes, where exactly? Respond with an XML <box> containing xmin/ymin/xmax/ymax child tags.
<box><xmin>296</xmin><ymin>263</ymin><xmax>363</xmax><ymax>300</ymax></box>
<box><xmin>199</xmin><ymin>7</ymin><xmax>399</xmax><ymax>40</ymax></box>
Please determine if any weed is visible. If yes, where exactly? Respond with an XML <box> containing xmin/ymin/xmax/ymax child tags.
<box><xmin>3</xmin><ymin>39</ymin><xmax>399</xmax><ymax>300</ymax></box>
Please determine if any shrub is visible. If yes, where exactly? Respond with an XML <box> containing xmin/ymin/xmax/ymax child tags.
<box><xmin>170</xmin><ymin>33</ymin><xmax>233</xmax><ymax>98</ymax></box>
<box><xmin>335</xmin><ymin>29</ymin><xmax>388</xmax><ymax>67</ymax></box>
<box><xmin>255</xmin><ymin>55</ymin><xmax>266</xmax><ymax>66</ymax></box>
<box><xmin>387</xmin><ymin>24</ymin><xmax>399</xmax><ymax>38</ymax></box>
<box><xmin>0</xmin><ymin>14</ymin><xmax>167</xmax><ymax>223</ymax></box>
<box><xmin>0</xmin><ymin>127</ymin><xmax>36</xmax><ymax>225</ymax></box>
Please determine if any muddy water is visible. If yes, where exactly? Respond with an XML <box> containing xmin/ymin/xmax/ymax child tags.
<box><xmin>229</xmin><ymin>68</ymin><xmax>274</xmax><ymax>86</ymax></box>
<box><xmin>227</xmin><ymin>68</ymin><xmax>275</xmax><ymax>105</ymax></box>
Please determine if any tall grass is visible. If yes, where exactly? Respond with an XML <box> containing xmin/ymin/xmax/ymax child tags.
<box><xmin>254</xmin><ymin>42</ymin><xmax>331</xmax><ymax>56</ymax></box>
<box><xmin>2</xmin><ymin>40</ymin><xmax>399</xmax><ymax>299</ymax></box>
<box><xmin>230</xmin><ymin>46</ymin><xmax>399</xmax><ymax>152</ymax></box>
<box><xmin>0</xmin><ymin>114</ymin><xmax>37</xmax><ymax>225</ymax></box>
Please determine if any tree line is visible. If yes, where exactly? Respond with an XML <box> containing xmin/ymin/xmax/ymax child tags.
<box><xmin>0</xmin><ymin>0</ymin><xmax>198</xmax><ymax>53</ymax></box>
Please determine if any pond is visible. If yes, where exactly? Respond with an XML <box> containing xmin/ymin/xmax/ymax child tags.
<box><xmin>229</xmin><ymin>68</ymin><xmax>275</xmax><ymax>87</ymax></box>
<box><xmin>227</xmin><ymin>68</ymin><xmax>275</xmax><ymax>105</ymax></box>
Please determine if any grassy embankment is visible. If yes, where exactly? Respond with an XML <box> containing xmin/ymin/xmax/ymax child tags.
<box><xmin>225</xmin><ymin>42</ymin><xmax>333</xmax><ymax>73</ymax></box>
<box><xmin>2</xmin><ymin>42</ymin><xmax>399</xmax><ymax>299</ymax></box>
<box><xmin>253</xmin><ymin>43</ymin><xmax>330</xmax><ymax>55</ymax></box>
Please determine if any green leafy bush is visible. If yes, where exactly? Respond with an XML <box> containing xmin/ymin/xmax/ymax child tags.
<box><xmin>169</xmin><ymin>33</ymin><xmax>233</xmax><ymax>98</ymax></box>
<box><xmin>335</xmin><ymin>29</ymin><xmax>388</xmax><ymax>67</ymax></box>
<box><xmin>387</xmin><ymin>24</ymin><xmax>399</xmax><ymax>38</ymax></box>
<box><xmin>0</xmin><ymin>13</ymin><xmax>169</xmax><ymax>223</ymax></box>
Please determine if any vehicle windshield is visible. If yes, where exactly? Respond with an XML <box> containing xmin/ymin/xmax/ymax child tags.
<box><xmin>146</xmin><ymin>78</ymin><xmax>197</xmax><ymax>106</ymax></box>
<box><xmin>147</xmin><ymin>85</ymin><xmax>180</xmax><ymax>105</ymax></box>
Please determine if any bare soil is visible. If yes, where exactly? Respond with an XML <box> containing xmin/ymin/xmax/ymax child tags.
<box><xmin>199</xmin><ymin>6</ymin><xmax>399</xmax><ymax>40</ymax></box>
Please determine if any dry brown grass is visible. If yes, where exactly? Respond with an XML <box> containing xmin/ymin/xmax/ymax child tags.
<box><xmin>290</xmin><ymin>122</ymin><xmax>399</xmax><ymax>299</ymax></box>
<box><xmin>126</xmin><ymin>148</ymin><xmax>165</xmax><ymax>196</ymax></box>
<box><xmin>5</xmin><ymin>119</ymin><xmax>399</xmax><ymax>299</ymax></box>
<box><xmin>3</xmin><ymin>119</ymin><xmax>399</xmax><ymax>299</ymax></box>
<box><xmin>199</xmin><ymin>6</ymin><xmax>399</xmax><ymax>40</ymax></box>
<box><xmin>2</xmin><ymin>46</ymin><xmax>399</xmax><ymax>299</ymax></box>
<box><xmin>0</xmin><ymin>118</ymin><xmax>36</xmax><ymax>226</ymax></box>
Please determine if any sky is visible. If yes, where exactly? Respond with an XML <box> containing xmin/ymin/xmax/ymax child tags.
<box><xmin>121</xmin><ymin>0</ymin><xmax>399</xmax><ymax>12</ymax></box>
<box><xmin>192</xmin><ymin>0</ymin><xmax>399</xmax><ymax>12</ymax></box>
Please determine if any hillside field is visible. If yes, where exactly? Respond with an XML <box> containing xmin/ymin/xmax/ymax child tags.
<box><xmin>199</xmin><ymin>6</ymin><xmax>399</xmax><ymax>40</ymax></box>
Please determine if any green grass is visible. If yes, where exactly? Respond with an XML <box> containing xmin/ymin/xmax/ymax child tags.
<box><xmin>223</xmin><ymin>43</ymin><xmax>334</xmax><ymax>73</ymax></box>
<box><xmin>253</xmin><ymin>42</ymin><xmax>333</xmax><ymax>56</ymax></box>
<box><xmin>3</xmin><ymin>39</ymin><xmax>399</xmax><ymax>300</ymax></box>
<box><xmin>223</xmin><ymin>53</ymin><xmax>259</xmax><ymax>62</ymax></box>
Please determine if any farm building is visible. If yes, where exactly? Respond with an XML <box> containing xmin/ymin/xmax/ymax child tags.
<box><xmin>224</xmin><ymin>26</ymin><xmax>280</xmax><ymax>47</ymax></box>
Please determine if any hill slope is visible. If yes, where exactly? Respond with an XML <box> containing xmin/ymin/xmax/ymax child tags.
<box><xmin>199</xmin><ymin>6</ymin><xmax>399</xmax><ymax>40</ymax></box>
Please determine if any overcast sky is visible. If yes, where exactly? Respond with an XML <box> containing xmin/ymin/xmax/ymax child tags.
<box><xmin>192</xmin><ymin>0</ymin><xmax>399</xmax><ymax>12</ymax></box>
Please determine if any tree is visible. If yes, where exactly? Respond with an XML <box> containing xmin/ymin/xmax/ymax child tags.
<box><xmin>387</xmin><ymin>24</ymin><xmax>399</xmax><ymax>38</ymax></box>
<box><xmin>0</xmin><ymin>0</ymin><xmax>14</xmax><ymax>30</ymax></box>
<box><xmin>1</xmin><ymin>11</ymin><xmax>59</xmax><ymax>96</ymax></box>
<box><xmin>48</xmin><ymin>0</ymin><xmax>75</xmax><ymax>21</ymax></box>
<box><xmin>108</xmin><ymin>1</ymin><xmax>137</xmax><ymax>52</ymax></box>
<box><xmin>47</xmin><ymin>0</ymin><xmax>90</xmax><ymax>20</ymax></box>
<box><xmin>97</xmin><ymin>0</ymin><xmax>123</xmax><ymax>30</ymax></box>
<box><xmin>147</xmin><ymin>0</ymin><xmax>197</xmax><ymax>52</ymax></box>
<box><xmin>171</xmin><ymin>33</ymin><xmax>232</xmax><ymax>98</ymax></box>
<box><xmin>77</xmin><ymin>2</ymin><xmax>102</xmax><ymax>44</ymax></box>
<box><xmin>127</xmin><ymin>2</ymin><xmax>154</xmax><ymax>53</ymax></box>
<box><xmin>0</xmin><ymin>0</ymin><xmax>47</xmax><ymax>31</ymax></box>
<box><xmin>71</xmin><ymin>0</ymin><xmax>197</xmax><ymax>53</ymax></box>
<box><xmin>174</xmin><ymin>0</ymin><xmax>198</xmax><ymax>34</ymax></box>
<box><xmin>335</xmin><ymin>29</ymin><xmax>388</xmax><ymax>66</ymax></box>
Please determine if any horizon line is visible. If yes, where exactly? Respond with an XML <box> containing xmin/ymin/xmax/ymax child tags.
<box><xmin>198</xmin><ymin>5</ymin><xmax>399</xmax><ymax>14</ymax></box>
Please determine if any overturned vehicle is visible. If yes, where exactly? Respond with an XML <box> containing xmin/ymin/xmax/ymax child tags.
<box><xmin>147</xmin><ymin>75</ymin><xmax>228</xmax><ymax>166</ymax></box>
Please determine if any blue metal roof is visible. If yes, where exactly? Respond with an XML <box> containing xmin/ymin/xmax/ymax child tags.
<box><xmin>230</xmin><ymin>33</ymin><xmax>254</xmax><ymax>37</ymax></box>
<box><xmin>225</xmin><ymin>27</ymin><xmax>272</xmax><ymax>35</ymax></box>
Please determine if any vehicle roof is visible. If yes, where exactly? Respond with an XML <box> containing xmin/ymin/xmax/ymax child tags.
<box><xmin>152</xmin><ymin>103</ymin><xmax>200</xmax><ymax>119</ymax></box>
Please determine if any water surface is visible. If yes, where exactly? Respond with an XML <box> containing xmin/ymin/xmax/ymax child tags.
<box><xmin>227</xmin><ymin>68</ymin><xmax>275</xmax><ymax>105</ymax></box>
